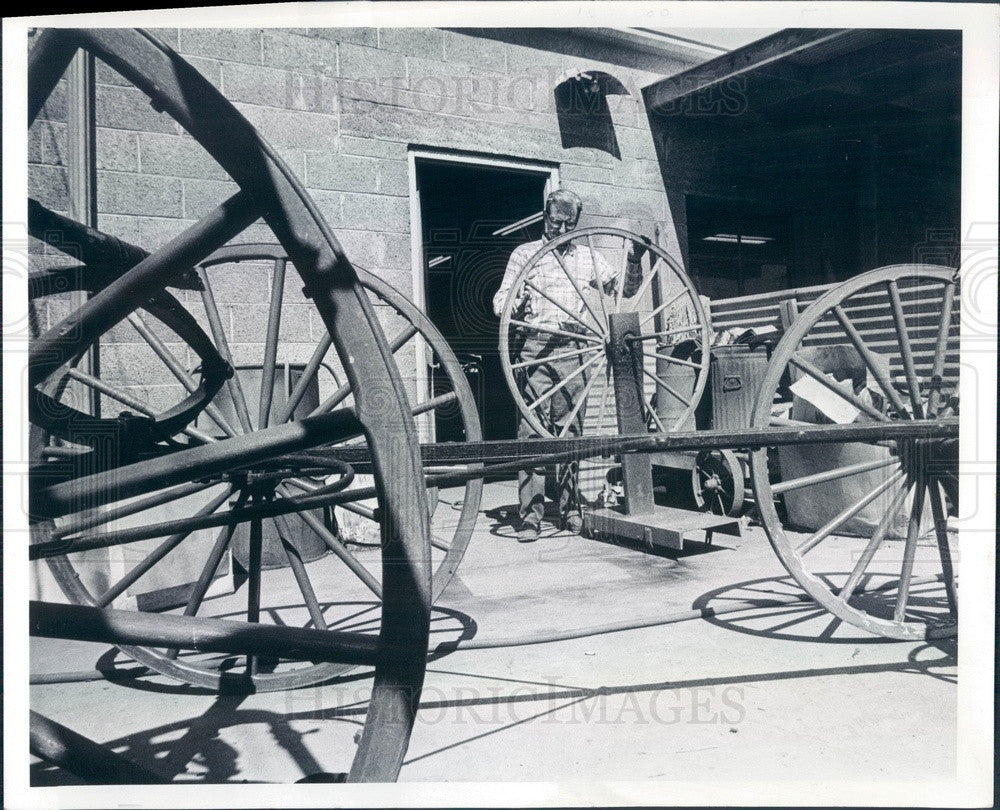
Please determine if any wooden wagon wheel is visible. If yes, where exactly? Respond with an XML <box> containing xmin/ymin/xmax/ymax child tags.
<box><xmin>28</xmin><ymin>28</ymin><xmax>430</xmax><ymax>781</ymax></box>
<box><xmin>498</xmin><ymin>227</ymin><xmax>711</xmax><ymax>439</ymax></box>
<box><xmin>37</xmin><ymin>243</ymin><xmax>482</xmax><ymax>690</ymax></box>
<box><xmin>748</xmin><ymin>265</ymin><xmax>959</xmax><ymax>640</ymax></box>
<box><xmin>692</xmin><ymin>449</ymin><xmax>745</xmax><ymax>517</ymax></box>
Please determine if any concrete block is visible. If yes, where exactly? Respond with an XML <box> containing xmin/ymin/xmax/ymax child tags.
<box><xmin>96</xmin><ymin>85</ymin><xmax>179</xmax><ymax>134</ymax></box>
<box><xmin>134</xmin><ymin>217</ymin><xmax>193</xmax><ymax>253</ymax></box>
<box><xmin>96</xmin><ymin>128</ymin><xmax>140</xmax><ymax>173</ymax></box>
<box><xmin>340</xmin><ymin>193</ymin><xmax>409</xmax><ymax>232</ymax></box>
<box><xmin>96</xmin><ymin>60</ymin><xmax>131</xmax><ymax>87</ymax></box>
<box><xmin>329</xmin><ymin>229</ymin><xmax>381</xmax><ymax>269</ymax></box>
<box><xmin>144</xmin><ymin>28</ymin><xmax>180</xmax><ymax>49</ymax></box>
<box><xmin>34</xmin><ymin>79</ymin><xmax>67</xmax><ymax>123</ymax></box>
<box><xmin>178</xmin><ymin>29</ymin><xmax>262</xmax><ymax>65</ymax></box>
<box><xmin>305</xmin><ymin>153</ymin><xmax>379</xmax><ymax>192</ymax></box>
<box><xmin>96</xmin><ymin>214</ymin><xmax>142</xmax><ymax>249</ymax></box>
<box><xmin>96</xmin><ymin>171</ymin><xmax>183</xmax><ymax>218</ymax></box>
<box><xmin>378</xmin><ymin>28</ymin><xmax>443</xmax><ymax>59</ymax></box>
<box><xmin>182</xmin><ymin>177</ymin><xmax>241</xmax><ymax>219</ymax></box>
<box><xmin>203</xmin><ymin>262</ymin><xmax>271</xmax><ymax>304</ymax></box>
<box><xmin>98</xmin><ymin>343</ymin><xmax>192</xmax><ymax>386</ymax></box>
<box><xmin>29</xmin><ymin>165</ymin><xmax>70</xmax><ymax>212</ymax></box>
<box><xmin>262</xmin><ymin>30</ymin><xmax>337</xmax><ymax>77</ymax></box>
<box><xmin>377</xmin><ymin>232</ymin><xmax>411</xmax><ymax>270</ymax></box>
<box><xmin>339</xmin><ymin>135</ymin><xmax>408</xmax><ymax>160</ymax></box>
<box><xmin>137</xmin><ymin>132</ymin><xmax>229</xmax><ymax>180</ymax></box>
<box><xmin>443</xmin><ymin>30</ymin><xmax>507</xmax><ymax>73</ymax></box>
<box><xmin>307</xmin><ymin>28</ymin><xmax>378</xmax><ymax>48</ymax></box>
<box><xmin>226</xmin><ymin>302</ymin><xmax>286</xmax><ymax>342</ymax></box>
<box><xmin>339</xmin><ymin>42</ymin><xmax>407</xmax><ymax>82</ymax></box>
<box><xmin>186</xmin><ymin>56</ymin><xmax>225</xmax><ymax>90</ymax></box>
<box><xmin>30</xmin><ymin>121</ymin><xmax>65</xmax><ymax>165</ymax></box>
<box><xmin>234</xmin><ymin>103</ymin><xmax>339</xmax><ymax>151</ymax></box>
<box><xmin>377</xmin><ymin>160</ymin><xmax>409</xmax><ymax>197</ymax></box>
<box><xmin>223</xmin><ymin>60</ymin><xmax>337</xmax><ymax>114</ymax></box>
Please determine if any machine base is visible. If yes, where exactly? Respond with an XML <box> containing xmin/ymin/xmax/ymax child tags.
<box><xmin>584</xmin><ymin>506</ymin><xmax>741</xmax><ymax>551</ymax></box>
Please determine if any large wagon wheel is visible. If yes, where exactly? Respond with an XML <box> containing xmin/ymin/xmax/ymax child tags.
<box><xmin>499</xmin><ymin>227</ymin><xmax>711</xmax><ymax>439</ymax></box>
<box><xmin>748</xmin><ymin>265</ymin><xmax>959</xmax><ymax>640</ymax></box>
<box><xmin>28</xmin><ymin>29</ymin><xmax>430</xmax><ymax>781</ymax></box>
<box><xmin>37</xmin><ymin>243</ymin><xmax>482</xmax><ymax>687</ymax></box>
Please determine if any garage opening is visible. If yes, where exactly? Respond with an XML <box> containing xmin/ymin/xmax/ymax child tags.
<box><xmin>414</xmin><ymin>156</ymin><xmax>555</xmax><ymax>442</ymax></box>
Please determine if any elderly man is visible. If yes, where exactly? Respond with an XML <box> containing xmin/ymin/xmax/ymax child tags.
<box><xmin>493</xmin><ymin>189</ymin><xmax>645</xmax><ymax>541</ymax></box>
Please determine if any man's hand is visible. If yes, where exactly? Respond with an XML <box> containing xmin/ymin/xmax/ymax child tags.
<box><xmin>627</xmin><ymin>235</ymin><xmax>653</xmax><ymax>265</ymax></box>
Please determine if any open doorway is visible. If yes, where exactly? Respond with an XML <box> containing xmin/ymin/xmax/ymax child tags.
<box><xmin>414</xmin><ymin>155</ymin><xmax>555</xmax><ymax>442</ymax></box>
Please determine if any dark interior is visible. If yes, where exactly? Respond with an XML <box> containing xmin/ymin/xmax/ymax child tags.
<box><xmin>417</xmin><ymin>159</ymin><xmax>549</xmax><ymax>442</ymax></box>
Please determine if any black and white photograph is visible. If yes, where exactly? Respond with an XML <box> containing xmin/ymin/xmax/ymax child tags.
<box><xmin>3</xmin><ymin>2</ymin><xmax>997</xmax><ymax>806</ymax></box>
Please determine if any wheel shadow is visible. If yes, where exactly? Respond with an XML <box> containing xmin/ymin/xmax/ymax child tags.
<box><xmin>691</xmin><ymin>573</ymin><xmax>955</xmax><ymax>645</ymax></box>
<box><xmin>74</xmin><ymin>601</ymin><xmax>477</xmax><ymax>697</ymax></box>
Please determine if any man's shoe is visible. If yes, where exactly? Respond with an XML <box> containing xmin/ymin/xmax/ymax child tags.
<box><xmin>563</xmin><ymin>512</ymin><xmax>584</xmax><ymax>534</ymax></box>
<box><xmin>517</xmin><ymin>522</ymin><xmax>540</xmax><ymax>543</ymax></box>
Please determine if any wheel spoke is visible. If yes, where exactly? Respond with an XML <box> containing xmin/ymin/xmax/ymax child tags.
<box><xmin>412</xmin><ymin>390</ymin><xmax>458</xmax><ymax>418</ymax></box>
<box><xmin>631</xmin><ymin>324</ymin><xmax>700</xmax><ymax>342</ymax></box>
<box><xmin>595</xmin><ymin>368</ymin><xmax>612</xmax><ymax>432</ymax></box>
<box><xmin>258</xmin><ymin>257</ymin><xmax>286</xmax><ymax>429</ymax></box>
<box><xmin>642</xmin><ymin>349</ymin><xmax>700</xmax><ymax>369</ymax></box>
<box><xmin>641</xmin><ymin>366</ymin><xmax>691</xmax><ymax>407</ymax></box>
<box><xmin>271</xmin><ymin>514</ymin><xmax>328</xmax><ymax>631</ymax></box>
<box><xmin>94</xmin><ymin>486</ymin><xmax>233</xmax><ymax>608</ymax></box>
<box><xmin>886</xmin><ymin>280</ymin><xmax>924</xmax><ymax>418</ymax></box>
<box><xmin>637</xmin><ymin>289</ymin><xmax>687</xmax><ymax>329</ymax></box>
<box><xmin>832</xmin><ymin>305</ymin><xmax>909</xmax><ymax>416</ymax></box>
<box><xmin>509</xmin><ymin>318</ymin><xmax>603</xmax><ymax>344</ymax></box>
<box><xmin>526</xmin><ymin>351</ymin><xmax>604</xmax><ymax>412</ymax></box>
<box><xmin>550</xmin><ymin>246</ymin><xmax>606</xmax><ymax>331</ymax></box>
<box><xmin>278</xmin><ymin>489</ymin><xmax>383</xmax><ymax>599</ymax></box>
<box><xmin>245</xmin><ymin>512</ymin><xmax>263</xmax><ymax>674</ymax></box>
<box><xmin>586</xmin><ymin>234</ymin><xmax>611</xmax><ymax>330</ymax></box>
<box><xmin>127</xmin><ymin>312</ymin><xmax>236</xmax><ymax>437</ymax></box>
<box><xmin>276</xmin><ymin>333</ymin><xmax>333</xmax><ymax>424</ymax></box>
<box><xmin>52</xmin><ymin>480</ymin><xmax>216</xmax><ymax>540</ymax></box>
<box><xmin>182</xmin><ymin>490</ymin><xmax>248</xmax><ymax>618</ymax></box>
<box><xmin>198</xmin><ymin>268</ymin><xmax>254</xmax><ymax>434</ymax></box>
<box><xmin>772</xmin><ymin>455</ymin><xmax>899</xmax><ymax>496</ymax></box>
<box><xmin>308</xmin><ymin>325</ymin><xmax>417</xmax><ymax>418</ymax></box>
<box><xmin>645</xmin><ymin>397</ymin><xmax>668</xmax><ymax>433</ymax></box>
<box><xmin>525</xmin><ymin>280</ymin><xmax>603</xmax><ymax>339</ymax></box>
<box><xmin>788</xmin><ymin>353</ymin><xmax>890</xmax><ymax>423</ymax></box>
<box><xmin>795</xmin><ymin>470</ymin><xmax>905</xmax><ymax>555</ymax></box>
<box><xmin>64</xmin><ymin>367</ymin><xmax>215</xmax><ymax>444</ymax></box>
<box><xmin>926</xmin><ymin>478</ymin><xmax>958</xmax><ymax>618</ymax></box>
<box><xmin>925</xmin><ymin>280</ymin><xmax>957</xmax><ymax>417</ymax></box>
<box><xmin>557</xmin><ymin>357</ymin><xmax>606</xmax><ymax>438</ymax></box>
<box><xmin>893</xmin><ymin>479</ymin><xmax>928</xmax><ymax>622</ymax></box>
<box><xmin>510</xmin><ymin>343</ymin><xmax>602</xmax><ymax>371</ymax></box>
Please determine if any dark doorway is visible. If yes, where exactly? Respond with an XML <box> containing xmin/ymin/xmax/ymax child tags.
<box><xmin>416</xmin><ymin>159</ymin><xmax>550</xmax><ymax>442</ymax></box>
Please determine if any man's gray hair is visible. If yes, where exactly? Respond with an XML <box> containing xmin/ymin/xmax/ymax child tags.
<box><xmin>545</xmin><ymin>189</ymin><xmax>583</xmax><ymax>217</ymax></box>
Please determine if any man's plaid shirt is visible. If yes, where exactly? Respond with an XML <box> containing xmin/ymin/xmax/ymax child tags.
<box><xmin>492</xmin><ymin>238</ymin><xmax>622</xmax><ymax>330</ymax></box>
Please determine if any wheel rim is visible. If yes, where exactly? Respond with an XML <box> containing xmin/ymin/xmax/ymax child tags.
<box><xmin>748</xmin><ymin>264</ymin><xmax>959</xmax><ymax>640</ymax></box>
<box><xmin>28</xmin><ymin>28</ymin><xmax>430</xmax><ymax>781</ymax></box>
<box><xmin>499</xmin><ymin>227</ymin><xmax>711</xmax><ymax>439</ymax></box>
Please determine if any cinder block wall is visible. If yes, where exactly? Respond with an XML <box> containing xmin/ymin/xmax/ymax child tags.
<box><xmin>29</xmin><ymin>27</ymin><xmax>694</xmax><ymax>294</ymax></box>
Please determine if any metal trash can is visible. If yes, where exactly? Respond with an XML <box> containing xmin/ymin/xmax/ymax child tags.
<box><xmin>705</xmin><ymin>344</ymin><xmax>769</xmax><ymax>431</ymax></box>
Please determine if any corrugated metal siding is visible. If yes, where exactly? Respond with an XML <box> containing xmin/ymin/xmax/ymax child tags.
<box><xmin>710</xmin><ymin>278</ymin><xmax>960</xmax><ymax>391</ymax></box>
